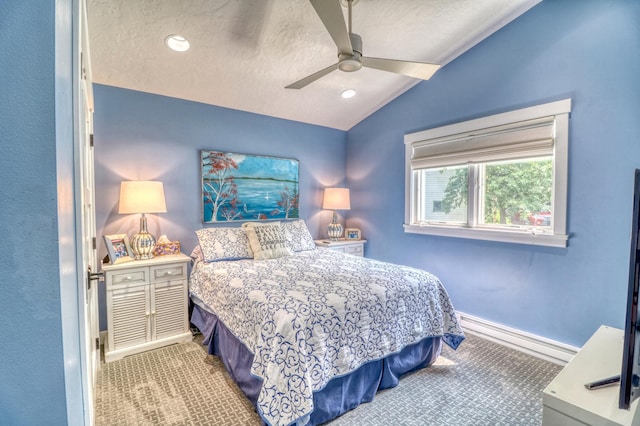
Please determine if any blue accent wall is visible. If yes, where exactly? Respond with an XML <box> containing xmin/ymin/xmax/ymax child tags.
<box><xmin>346</xmin><ymin>0</ymin><xmax>640</xmax><ymax>347</ymax></box>
<box><xmin>93</xmin><ymin>85</ymin><xmax>347</xmax><ymax>328</ymax></box>
<box><xmin>0</xmin><ymin>1</ymin><xmax>69</xmax><ymax>424</ymax></box>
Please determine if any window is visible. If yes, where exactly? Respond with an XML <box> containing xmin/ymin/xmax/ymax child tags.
<box><xmin>404</xmin><ymin>99</ymin><xmax>571</xmax><ymax>247</ymax></box>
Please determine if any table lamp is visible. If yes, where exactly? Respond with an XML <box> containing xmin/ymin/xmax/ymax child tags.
<box><xmin>119</xmin><ymin>180</ymin><xmax>167</xmax><ymax>260</ymax></box>
<box><xmin>322</xmin><ymin>187</ymin><xmax>350</xmax><ymax>240</ymax></box>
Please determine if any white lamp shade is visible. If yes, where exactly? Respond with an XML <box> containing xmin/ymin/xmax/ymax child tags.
<box><xmin>322</xmin><ymin>188</ymin><xmax>351</xmax><ymax>210</ymax></box>
<box><xmin>118</xmin><ymin>181</ymin><xmax>167</xmax><ymax>214</ymax></box>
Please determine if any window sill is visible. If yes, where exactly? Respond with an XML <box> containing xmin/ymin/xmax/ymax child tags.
<box><xmin>403</xmin><ymin>224</ymin><xmax>568</xmax><ymax>248</ymax></box>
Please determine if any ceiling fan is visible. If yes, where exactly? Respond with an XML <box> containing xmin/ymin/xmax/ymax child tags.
<box><xmin>285</xmin><ymin>0</ymin><xmax>441</xmax><ymax>89</ymax></box>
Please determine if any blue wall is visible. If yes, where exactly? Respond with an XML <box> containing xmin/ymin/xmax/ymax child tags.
<box><xmin>346</xmin><ymin>0</ymin><xmax>640</xmax><ymax>347</ymax></box>
<box><xmin>0</xmin><ymin>1</ymin><xmax>69</xmax><ymax>424</ymax></box>
<box><xmin>93</xmin><ymin>85</ymin><xmax>347</xmax><ymax>327</ymax></box>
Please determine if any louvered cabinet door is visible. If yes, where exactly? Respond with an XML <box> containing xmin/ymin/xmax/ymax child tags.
<box><xmin>107</xmin><ymin>284</ymin><xmax>150</xmax><ymax>351</ymax></box>
<box><xmin>150</xmin><ymin>280</ymin><xmax>188</xmax><ymax>340</ymax></box>
<box><xmin>105</xmin><ymin>265</ymin><xmax>151</xmax><ymax>356</ymax></box>
<box><xmin>150</xmin><ymin>262</ymin><xmax>188</xmax><ymax>340</ymax></box>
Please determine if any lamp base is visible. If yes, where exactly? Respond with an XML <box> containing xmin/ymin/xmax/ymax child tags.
<box><xmin>130</xmin><ymin>214</ymin><xmax>156</xmax><ymax>260</ymax></box>
<box><xmin>327</xmin><ymin>211</ymin><xmax>343</xmax><ymax>241</ymax></box>
<box><xmin>130</xmin><ymin>231</ymin><xmax>156</xmax><ymax>260</ymax></box>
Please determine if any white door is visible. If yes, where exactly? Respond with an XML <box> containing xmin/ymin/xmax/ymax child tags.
<box><xmin>76</xmin><ymin>0</ymin><xmax>99</xmax><ymax>423</ymax></box>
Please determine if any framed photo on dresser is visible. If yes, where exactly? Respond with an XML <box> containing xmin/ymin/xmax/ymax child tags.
<box><xmin>345</xmin><ymin>228</ymin><xmax>361</xmax><ymax>240</ymax></box>
<box><xmin>103</xmin><ymin>234</ymin><xmax>133</xmax><ymax>264</ymax></box>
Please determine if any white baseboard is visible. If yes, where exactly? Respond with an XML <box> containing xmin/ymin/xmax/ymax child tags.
<box><xmin>457</xmin><ymin>311</ymin><xmax>579</xmax><ymax>366</ymax></box>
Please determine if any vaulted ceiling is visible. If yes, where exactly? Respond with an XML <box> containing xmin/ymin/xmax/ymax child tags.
<box><xmin>87</xmin><ymin>0</ymin><xmax>541</xmax><ymax>130</ymax></box>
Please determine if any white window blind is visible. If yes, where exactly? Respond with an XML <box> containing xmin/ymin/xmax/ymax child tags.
<box><xmin>410</xmin><ymin>116</ymin><xmax>556</xmax><ymax>170</ymax></box>
<box><xmin>404</xmin><ymin>99</ymin><xmax>571</xmax><ymax>248</ymax></box>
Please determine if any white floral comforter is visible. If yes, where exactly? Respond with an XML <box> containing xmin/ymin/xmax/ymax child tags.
<box><xmin>189</xmin><ymin>248</ymin><xmax>464</xmax><ymax>426</ymax></box>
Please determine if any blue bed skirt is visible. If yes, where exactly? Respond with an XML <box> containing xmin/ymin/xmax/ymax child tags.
<box><xmin>191</xmin><ymin>303</ymin><xmax>443</xmax><ymax>425</ymax></box>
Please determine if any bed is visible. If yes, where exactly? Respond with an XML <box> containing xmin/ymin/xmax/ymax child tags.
<box><xmin>189</xmin><ymin>220</ymin><xmax>464</xmax><ymax>426</ymax></box>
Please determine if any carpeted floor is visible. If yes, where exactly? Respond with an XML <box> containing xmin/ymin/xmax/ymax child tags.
<box><xmin>95</xmin><ymin>333</ymin><xmax>561</xmax><ymax>425</ymax></box>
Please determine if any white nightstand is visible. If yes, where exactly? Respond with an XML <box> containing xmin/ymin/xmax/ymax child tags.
<box><xmin>315</xmin><ymin>239</ymin><xmax>367</xmax><ymax>257</ymax></box>
<box><xmin>101</xmin><ymin>253</ymin><xmax>192</xmax><ymax>362</ymax></box>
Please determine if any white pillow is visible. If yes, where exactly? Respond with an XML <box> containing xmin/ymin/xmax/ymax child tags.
<box><xmin>281</xmin><ymin>219</ymin><xmax>316</xmax><ymax>252</ymax></box>
<box><xmin>242</xmin><ymin>222</ymin><xmax>292</xmax><ymax>260</ymax></box>
<box><xmin>195</xmin><ymin>227</ymin><xmax>253</xmax><ymax>262</ymax></box>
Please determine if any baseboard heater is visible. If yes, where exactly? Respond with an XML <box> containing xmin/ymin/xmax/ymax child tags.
<box><xmin>457</xmin><ymin>311</ymin><xmax>579</xmax><ymax>366</ymax></box>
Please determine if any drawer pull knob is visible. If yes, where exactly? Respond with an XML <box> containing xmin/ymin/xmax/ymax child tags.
<box><xmin>126</xmin><ymin>276</ymin><xmax>132</xmax><ymax>280</ymax></box>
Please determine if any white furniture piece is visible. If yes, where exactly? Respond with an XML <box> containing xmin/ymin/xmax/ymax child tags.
<box><xmin>315</xmin><ymin>239</ymin><xmax>366</xmax><ymax>257</ymax></box>
<box><xmin>102</xmin><ymin>253</ymin><xmax>192</xmax><ymax>362</ymax></box>
<box><xmin>542</xmin><ymin>325</ymin><xmax>640</xmax><ymax>425</ymax></box>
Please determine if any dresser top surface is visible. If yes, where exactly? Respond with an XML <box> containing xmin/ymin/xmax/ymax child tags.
<box><xmin>101</xmin><ymin>253</ymin><xmax>190</xmax><ymax>271</ymax></box>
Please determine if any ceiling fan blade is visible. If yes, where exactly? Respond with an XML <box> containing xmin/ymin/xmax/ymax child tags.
<box><xmin>285</xmin><ymin>63</ymin><xmax>338</xmax><ymax>89</ymax></box>
<box><xmin>362</xmin><ymin>57</ymin><xmax>441</xmax><ymax>80</ymax></box>
<box><xmin>309</xmin><ymin>0</ymin><xmax>353</xmax><ymax>55</ymax></box>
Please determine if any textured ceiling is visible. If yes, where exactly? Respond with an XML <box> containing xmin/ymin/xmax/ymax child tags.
<box><xmin>87</xmin><ymin>0</ymin><xmax>540</xmax><ymax>130</ymax></box>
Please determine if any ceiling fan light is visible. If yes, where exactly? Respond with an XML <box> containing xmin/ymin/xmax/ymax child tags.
<box><xmin>165</xmin><ymin>34</ymin><xmax>190</xmax><ymax>52</ymax></box>
<box><xmin>338</xmin><ymin>58</ymin><xmax>362</xmax><ymax>72</ymax></box>
<box><xmin>341</xmin><ymin>89</ymin><xmax>356</xmax><ymax>99</ymax></box>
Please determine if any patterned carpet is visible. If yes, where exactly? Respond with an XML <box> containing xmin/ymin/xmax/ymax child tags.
<box><xmin>95</xmin><ymin>333</ymin><xmax>561</xmax><ymax>425</ymax></box>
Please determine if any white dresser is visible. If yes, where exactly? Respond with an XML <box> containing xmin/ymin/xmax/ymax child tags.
<box><xmin>314</xmin><ymin>239</ymin><xmax>366</xmax><ymax>257</ymax></box>
<box><xmin>102</xmin><ymin>253</ymin><xmax>192</xmax><ymax>362</ymax></box>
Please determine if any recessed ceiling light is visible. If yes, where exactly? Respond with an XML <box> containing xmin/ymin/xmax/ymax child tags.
<box><xmin>165</xmin><ymin>34</ymin><xmax>190</xmax><ymax>52</ymax></box>
<box><xmin>341</xmin><ymin>89</ymin><xmax>356</xmax><ymax>99</ymax></box>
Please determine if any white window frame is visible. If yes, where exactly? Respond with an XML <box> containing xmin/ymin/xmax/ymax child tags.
<box><xmin>404</xmin><ymin>99</ymin><xmax>571</xmax><ymax>248</ymax></box>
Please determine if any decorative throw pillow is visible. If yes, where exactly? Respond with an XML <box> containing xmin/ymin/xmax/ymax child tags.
<box><xmin>189</xmin><ymin>244</ymin><xmax>203</xmax><ymax>262</ymax></box>
<box><xmin>195</xmin><ymin>227</ymin><xmax>254</xmax><ymax>262</ymax></box>
<box><xmin>281</xmin><ymin>219</ymin><xmax>316</xmax><ymax>252</ymax></box>
<box><xmin>242</xmin><ymin>222</ymin><xmax>292</xmax><ymax>260</ymax></box>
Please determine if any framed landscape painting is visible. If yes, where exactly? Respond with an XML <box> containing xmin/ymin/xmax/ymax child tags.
<box><xmin>201</xmin><ymin>150</ymin><xmax>299</xmax><ymax>223</ymax></box>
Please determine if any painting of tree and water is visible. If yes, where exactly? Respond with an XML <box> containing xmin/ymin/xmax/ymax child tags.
<box><xmin>201</xmin><ymin>150</ymin><xmax>299</xmax><ymax>222</ymax></box>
